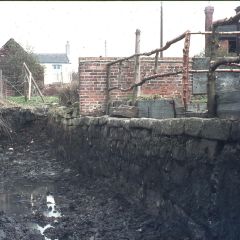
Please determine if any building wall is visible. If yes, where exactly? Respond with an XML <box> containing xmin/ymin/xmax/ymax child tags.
<box><xmin>42</xmin><ymin>63</ymin><xmax>72</xmax><ymax>85</ymax></box>
<box><xmin>79</xmin><ymin>57</ymin><xmax>192</xmax><ymax>115</ymax></box>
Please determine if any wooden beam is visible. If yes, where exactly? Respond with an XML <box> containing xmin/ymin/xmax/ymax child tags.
<box><xmin>190</xmin><ymin>69</ymin><xmax>240</xmax><ymax>73</ymax></box>
<box><xmin>190</xmin><ymin>31</ymin><xmax>240</xmax><ymax>35</ymax></box>
<box><xmin>107</xmin><ymin>31</ymin><xmax>189</xmax><ymax>66</ymax></box>
<box><xmin>108</xmin><ymin>71</ymin><xmax>183</xmax><ymax>92</ymax></box>
<box><xmin>210</xmin><ymin>56</ymin><xmax>240</xmax><ymax>72</ymax></box>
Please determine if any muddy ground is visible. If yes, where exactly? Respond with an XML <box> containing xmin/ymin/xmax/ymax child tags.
<box><xmin>0</xmin><ymin>120</ymin><xmax>163</xmax><ymax>240</ymax></box>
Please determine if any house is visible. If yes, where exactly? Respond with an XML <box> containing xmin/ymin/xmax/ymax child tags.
<box><xmin>36</xmin><ymin>41</ymin><xmax>72</xmax><ymax>85</ymax></box>
<box><xmin>0</xmin><ymin>38</ymin><xmax>44</xmax><ymax>96</ymax></box>
<box><xmin>205</xmin><ymin>6</ymin><xmax>240</xmax><ymax>55</ymax></box>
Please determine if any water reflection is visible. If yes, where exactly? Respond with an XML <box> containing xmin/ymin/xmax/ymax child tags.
<box><xmin>0</xmin><ymin>181</ymin><xmax>60</xmax><ymax>240</ymax></box>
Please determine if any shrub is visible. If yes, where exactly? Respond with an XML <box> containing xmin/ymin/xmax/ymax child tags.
<box><xmin>57</xmin><ymin>82</ymin><xmax>79</xmax><ymax>106</ymax></box>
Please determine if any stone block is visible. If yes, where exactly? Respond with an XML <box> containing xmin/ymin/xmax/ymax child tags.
<box><xmin>186</xmin><ymin>138</ymin><xmax>218</xmax><ymax>161</ymax></box>
<box><xmin>152</xmin><ymin>119</ymin><xmax>182</xmax><ymax>136</ymax></box>
<box><xmin>201</xmin><ymin>118</ymin><xmax>231</xmax><ymax>141</ymax></box>
<box><xmin>184</xmin><ymin>118</ymin><xmax>203</xmax><ymax>137</ymax></box>
<box><xmin>169</xmin><ymin>119</ymin><xmax>185</xmax><ymax>135</ymax></box>
<box><xmin>230</xmin><ymin>121</ymin><xmax>240</xmax><ymax>141</ymax></box>
<box><xmin>129</xmin><ymin>118</ymin><xmax>157</xmax><ymax>130</ymax></box>
<box><xmin>110</xmin><ymin>105</ymin><xmax>138</xmax><ymax>118</ymax></box>
<box><xmin>71</xmin><ymin>118</ymin><xmax>82</xmax><ymax>126</ymax></box>
<box><xmin>108</xmin><ymin>118</ymin><xmax>130</xmax><ymax>128</ymax></box>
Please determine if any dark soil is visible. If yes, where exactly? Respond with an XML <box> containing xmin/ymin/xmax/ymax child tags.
<box><xmin>0</xmin><ymin>120</ymin><xmax>161</xmax><ymax>240</ymax></box>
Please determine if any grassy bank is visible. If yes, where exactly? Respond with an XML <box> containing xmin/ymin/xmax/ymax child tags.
<box><xmin>6</xmin><ymin>96</ymin><xmax>59</xmax><ymax>108</ymax></box>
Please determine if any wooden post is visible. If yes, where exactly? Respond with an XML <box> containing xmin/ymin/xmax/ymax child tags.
<box><xmin>105</xmin><ymin>65</ymin><xmax>111</xmax><ymax>115</ymax></box>
<box><xmin>182</xmin><ymin>32</ymin><xmax>191</xmax><ymax>111</ymax></box>
<box><xmin>154</xmin><ymin>51</ymin><xmax>159</xmax><ymax>74</ymax></box>
<box><xmin>133</xmin><ymin>29</ymin><xmax>141</xmax><ymax>104</ymax></box>
<box><xmin>207</xmin><ymin>71</ymin><xmax>216</xmax><ymax>117</ymax></box>
<box><xmin>118</xmin><ymin>61</ymin><xmax>123</xmax><ymax>87</ymax></box>
<box><xmin>28</xmin><ymin>72</ymin><xmax>32</xmax><ymax>100</ymax></box>
<box><xmin>31</xmin><ymin>75</ymin><xmax>45</xmax><ymax>102</ymax></box>
<box><xmin>207</xmin><ymin>26</ymin><xmax>218</xmax><ymax>117</ymax></box>
<box><xmin>23</xmin><ymin>62</ymin><xmax>44</xmax><ymax>102</ymax></box>
<box><xmin>24</xmin><ymin>75</ymin><xmax>28</xmax><ymax>102</ymax></box>
<box><xmin>0</xmin><ymin>70</ymin><xmax>3</xmax><ymax>99</ymax></box>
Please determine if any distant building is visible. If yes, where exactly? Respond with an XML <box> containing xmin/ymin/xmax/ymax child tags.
<box><xmin>36</xmin><ymin>41</ymin><xmax>72</xmax><ymax>85</ymax></box>
<box><xmin>205</xmin><ymin>6</ymin><xmax>240</xmax><ymax>56</ymax></box>
<box><xmin>0</xmin><ymin>38</ymin><xmax>44</xmax><ymax>95</ymax></box>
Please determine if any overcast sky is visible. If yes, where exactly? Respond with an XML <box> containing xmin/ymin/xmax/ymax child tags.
<box><xmin>0</xmin><ymin>1</ymin><xmax>239</xmax><ymax>71</ymax></box>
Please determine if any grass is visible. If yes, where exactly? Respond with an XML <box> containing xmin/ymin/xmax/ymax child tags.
<box><xmin>6</xmin><ymin>96</ymin><xmax>59</xmax><ymax>108</ymax></box>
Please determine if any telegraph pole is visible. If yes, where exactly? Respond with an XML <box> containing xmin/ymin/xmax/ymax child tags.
<box><xmin>160</xmin><ymin>1</ymin><xmax>163</xmax><ymax>58</ymax></box>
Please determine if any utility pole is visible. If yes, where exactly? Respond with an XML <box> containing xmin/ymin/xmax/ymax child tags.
<box><xmin>160</xmin><ymin>1</ymin><xmax>163</xmax><ymax>58</ymax></box>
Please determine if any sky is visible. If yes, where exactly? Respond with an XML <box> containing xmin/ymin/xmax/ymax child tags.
<box><xmin>0</xmin><ymin>1</ymin><xmax>239</xmax><ymax>71</ymax></box>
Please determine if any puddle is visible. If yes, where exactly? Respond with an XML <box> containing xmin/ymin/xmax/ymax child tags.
<box><xmin>44</xmin><ymin>194</ymin><xmax>61</xmax><ymax>218</ymax></box>
<box><xmin>0</xmin><ymin>181</ymin><xmax>61</xmax><ymax>240</ymax></box>
<box><xmin>34</xmin><ymin>194</ymin><xmax>61</xmax><ymax>240</ymax></box>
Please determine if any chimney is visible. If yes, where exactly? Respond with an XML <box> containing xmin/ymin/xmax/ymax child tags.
<box><xmin>66</xmin><ymin>41</ymin><xmax>70</xmax><ymax>57</ymax></box>
<box><xmin>205</xmin><ymin>6</ymin><xmax>214</xmax><ymax>57</ymax></box>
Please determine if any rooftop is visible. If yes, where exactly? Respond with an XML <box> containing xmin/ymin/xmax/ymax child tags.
<box><xmin>36</xmin><ymin>53</ymin><xmax>70</xmax><ymax>64</ymax></box>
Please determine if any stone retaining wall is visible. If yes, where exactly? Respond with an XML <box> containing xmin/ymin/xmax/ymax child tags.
<box><xmin>48</xmin><ymin>106</ymin><xmax>240</xmax><ymax>240</ymax></box>
<box><xmin>0</xmin><ymin>108</ymin><xmax>37</xmax><ymax>137</ymax></box>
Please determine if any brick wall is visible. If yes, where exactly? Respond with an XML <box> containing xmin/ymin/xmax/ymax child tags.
<box><xmin>79</xmin><ymin>57</ymin><xmax>192</xmax><ymax>115</ymax></box>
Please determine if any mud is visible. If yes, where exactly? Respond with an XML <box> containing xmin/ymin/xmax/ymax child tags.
<box><xmin>0</xmin><ymin>119</ymin><xmax>163</xmax><ymax>240</ymax></box>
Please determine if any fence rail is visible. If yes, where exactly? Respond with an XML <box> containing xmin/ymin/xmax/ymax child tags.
<box><xmin>106</xmin><ymin>19</ymin><xmax>240</xmax><ymax>115</ymax></box>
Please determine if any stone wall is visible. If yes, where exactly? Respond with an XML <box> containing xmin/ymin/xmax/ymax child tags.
<box><xmin>0</xmin><ymin>107</ymin><xmax>37</xmax><ymax>137</ymax></box>
<box><xmin>48</xmin><ymin>106</ymin><xmax>240</xmax><ymax>240</ymax></box>
<box><xmin>79</xmin><ymin>57</ymin><xmax>192</xmax><ymax>115</ymax></box>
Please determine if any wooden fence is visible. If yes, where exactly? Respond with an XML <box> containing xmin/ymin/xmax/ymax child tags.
<box><xmin>105</xmin><ymin>10</ymin><xmax>240</xmax><ymax>118</ymax></box>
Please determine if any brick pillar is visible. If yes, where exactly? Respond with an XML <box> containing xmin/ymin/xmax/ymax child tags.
<box><xmin>205</xmin><ymin>6</ymin><xmax>214</xmax><ymax>57</ymax></box>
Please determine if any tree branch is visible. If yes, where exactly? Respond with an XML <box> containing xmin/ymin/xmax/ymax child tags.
<box><xmin>108</xmin><ymin>71</ymin><xmax>183</xmax><ymax>92</ymax></box>
<box><xmin>107</xmin><ymin>31</ymin><xmax>189</xmax><ymax>66</ymax></box>
<box><xmin>210</xmin><ymin>57</ymin><xmax>240</xmax><ymax>72</ymax></box>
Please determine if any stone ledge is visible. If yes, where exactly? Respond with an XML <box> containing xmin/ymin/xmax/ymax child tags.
<box><xmin>50</xmin><ymin>107</ymin><xmax>239</xmax><ymax>142</ymax></box>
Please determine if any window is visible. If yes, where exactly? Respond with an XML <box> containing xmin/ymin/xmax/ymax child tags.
<box><xmin>229</xmin><ymin>39</ymin><xmax>237</xmax><ymax>53</ymax></box>
<box><xmin>53</xmin><ymin>64</ymin><xmax>62</xmax><ymax>69</ymax></box>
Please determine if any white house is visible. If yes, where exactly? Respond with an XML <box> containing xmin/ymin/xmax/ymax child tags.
<box><xmin>36</xmin><ymin>42</ymin><xmax>72</xmax><ymax>85</ymax></box>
